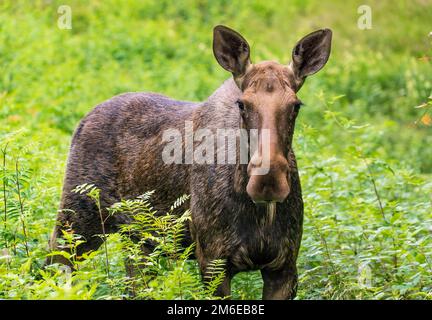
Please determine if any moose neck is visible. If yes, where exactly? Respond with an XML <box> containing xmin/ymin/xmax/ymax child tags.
<box><xmin>206</xmin><ymin>77</ymin><xmax>242</xmax><ymax>108</ymax></box>
<box><xmin>193</xmin><ymin>78</ymin><xmax>249</xmax><ymax>196</ymax></box>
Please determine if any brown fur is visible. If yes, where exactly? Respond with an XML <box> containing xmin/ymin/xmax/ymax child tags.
<box><xmin>48</xmin><ymin>25</ymin><xmax>332</xmax><ymax>300</ymax></box>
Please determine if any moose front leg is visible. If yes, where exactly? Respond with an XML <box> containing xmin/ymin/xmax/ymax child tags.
<box><xmin>194</xmin><ymin>239</ymin><xmax>233</xmax><ymax>298</ymax></box>
<box><xmin>209</xmin><ymin>269</ymin><xmax>232</xmax><ymax>298</ymax></box>
<box><xmin>261</xmin><ymin>265</ymin><xmax>298</xmax><ymax>300</ymax></box>
<box><xmin>197</xmin><ymin>256</ymin><xmax>234</xmax><ymax>298</ymax></box>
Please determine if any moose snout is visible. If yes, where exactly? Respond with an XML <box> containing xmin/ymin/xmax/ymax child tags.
<box><xmin>246</xmin><ymin>153</ymin><xmax>290</xmax><ymax>203</ymax></box>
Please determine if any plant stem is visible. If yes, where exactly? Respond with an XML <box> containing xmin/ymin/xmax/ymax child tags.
<box><xmin>96</xmin><ymin>198</ymin><xmax>110</xmax><ymax>277</ymax></box>
<box><xmin>2</xmin><ymin>144</ymin><xmax>8</xmax><ymax>249</ymax></box>
<box><xmin>15</xmin><ymin>159</ymin><xmax>29</xmax><ymax>258</ymax></box>
<box><xmin>362</xmin><ymin>157</ymin><xmax>388</xmax><ymax>223</ymax></box>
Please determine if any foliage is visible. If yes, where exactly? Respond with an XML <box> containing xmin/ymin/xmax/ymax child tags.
<box><xmin>1</xmin><ymin>0</ymin><xmax>432</xmax><ymax>299</ymax></box>
<box><xmin>2</xmin><ymin>186</ymin><xmax>227</xmax><ymax>299</ymax></box>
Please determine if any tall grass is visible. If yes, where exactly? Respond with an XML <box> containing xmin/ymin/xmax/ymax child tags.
<box><xmin>1</xmin><ymin>0</ymin><xmax>431</xmax><ymax>299</ymax></box>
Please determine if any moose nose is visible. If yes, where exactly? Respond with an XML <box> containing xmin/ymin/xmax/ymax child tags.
<box><xmin>246</xmin><ymin>153</ymin><xmax>290</xmax><ymax>203</ymax></box>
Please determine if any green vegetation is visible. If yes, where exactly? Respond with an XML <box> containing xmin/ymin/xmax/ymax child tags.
<box><xmin>1</xmin><ymin>0</ymin><xmax>431</xmax><ymax>299</ymax></box>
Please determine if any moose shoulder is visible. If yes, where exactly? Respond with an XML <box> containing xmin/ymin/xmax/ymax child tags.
<box><xmin>48</xmin><ymin>25</ymin><xmax>332</xmax><ymax>300</ymax></box>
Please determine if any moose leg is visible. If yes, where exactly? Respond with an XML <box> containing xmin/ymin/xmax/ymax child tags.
<box><xmin>46</xmin><ymin>191</ymin><xmax>117</xmax><ymax>269</ymax></box>
<box><xmin>198</xmin><ymin>260</ymin><xmax>233</xmax><ymax>298</ymax></box>
<box><xmin>47</xmin><ymin>220</ymin><xmax>105</xmax><ymax>269</ymax></box>
<box><xmin>123</xmin><ymin>243</ymin><xmax>157</xmax><ymax>297</ymax></box>
<box><xmin>47</xmin><ymin>224</ymin><xmax>75</xmax><ymax>268</ymax></box>
<box><xmin>195</xmin><ymin>240</ymin><xmax>233</xmax><ymax>298</ymax></box>
<box><xmin>124</xmin><ymin>245</ymin><xmax>153</xmax><ymax>278</ymax></box>
<box><xmin>213</xmin><ymin>269</ymin><xmax>233</xmax><ymax>298</ymax></box>
<box><xmin>261</xmin><ymin>265</ymin><xmax>298</xmax><ymax>300</ymax></box>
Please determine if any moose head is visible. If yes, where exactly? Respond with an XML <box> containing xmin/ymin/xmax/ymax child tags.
<box><xmin>213</xmin><ymin>25</ymin><xmax>332</xmax><ymax>203</ymax></box>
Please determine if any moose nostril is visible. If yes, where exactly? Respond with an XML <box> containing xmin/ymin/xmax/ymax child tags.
<box><xmin>246</xmin><ymin>152</ymin><xmax>290</xmax><ymax>202</ymax></box>
<box><xmin>275</xmin><ymin>156</ymin><xmax>289</xmax><ymax>173</ymax></box>
<box><xmin>247</xmin><ymin>156</ymin><xmax>264</xmax><ymax>177</ymax></box>
<box><xmin>246</xmin><ymin>173</ymin><xmax>290</xmax><ymax>203</ymax></box>
<box><xmin>249</xmin><ymin>155</ymin><xmax>262</xmax><ymax>169</ymax></box>
<box><xmin>261</xmin><ymin>185</ymin><xmax>274</xmax><ymax>197</ymax></box>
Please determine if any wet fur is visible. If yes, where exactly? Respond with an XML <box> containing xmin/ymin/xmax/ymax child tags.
<box><xmin>49</xmin><ymin>78</ymin><xmax>303</xmax><ymax>299</ymax></box>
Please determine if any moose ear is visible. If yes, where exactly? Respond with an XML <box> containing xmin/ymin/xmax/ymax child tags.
<box><xmin>290</xmin><ymin>29</ymin><xmax>332</xmax><ymax>84</ymax></box>
<box><xmin>213</xmin><ymin>25</ymin><xmax>251</xmax><ymax>81</ymax></box>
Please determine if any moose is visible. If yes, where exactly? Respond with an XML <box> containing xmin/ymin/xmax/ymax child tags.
<box><xmin>48</xmin><ymin>25</ymin><xmax>332</xmax><ymax>299</ymax></box>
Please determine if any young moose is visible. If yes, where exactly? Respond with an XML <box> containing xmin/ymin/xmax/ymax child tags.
<box><xmin>49</xmin><ymin>26</ymin><xmax>332</xmax><ymax>299</ymax></box>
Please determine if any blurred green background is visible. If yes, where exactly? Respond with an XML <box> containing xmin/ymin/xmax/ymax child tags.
<box><xmin>1</xmin><ymin>0</ymin><xmax>431</xmax><ymax>299</ymax></box>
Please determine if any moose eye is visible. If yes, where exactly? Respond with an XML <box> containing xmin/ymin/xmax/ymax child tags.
<box><xmin>293</xmin><ymin>101</ymin><xmax>303</xmax><ymax>113</ymax></box>
<box><xmin>236</xmin><ymin>100</ymin><xmax>245</xmax><ymax>111</ymax></box>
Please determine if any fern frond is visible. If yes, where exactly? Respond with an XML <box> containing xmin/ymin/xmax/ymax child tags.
<box><xmin>204</xmin><ymin>259</ymin><xmax>227</xmax><ymax>297</ymax></box>
<box><xmin>170</xmin><ymin>194</ymin><xmax>190</xmax><ymax>211</ymax></box>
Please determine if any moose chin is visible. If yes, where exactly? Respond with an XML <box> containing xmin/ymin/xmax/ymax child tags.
<box><xmin>47</xmin><ymin>25</ymin><xmax>332</xmax><ymax>300</ymax></box>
